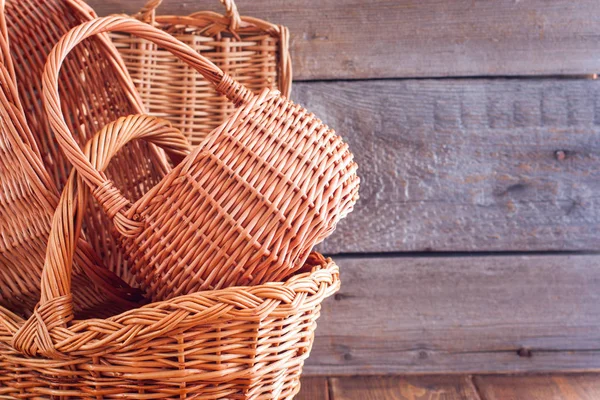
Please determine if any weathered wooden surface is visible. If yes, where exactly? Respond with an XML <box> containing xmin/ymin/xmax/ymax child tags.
<box><xmin>296</xmin><ymin>377</ymin><xmax>329</xmax><ymax>400</ymax></box>
<box><xmin>330</xmin><ymin>375</ymin><xmax>480</xmax><ymax>400</ymax></box>
<box><xmin>90</xmin><ymin>0</ymin><xmax>600</xmax><ymax>80</ymax></box>
<box><xmin>474</xmin><ymin>374</ymin><xmax>600</xmax><ymax>400</ymax></box>
<box><xmin>307</xmin><ymin>374</ymin><xmax>600</xmax><ymax>399</ymax></box>
<box><xmin>304</xmin><ymin>254</ymin><xmax>600</xmax><ymax>375</ymax></box>
<box><xmin>290</xmin><ymin>78</ymin><xmax>600</xmax><ymax>254</ymax></box>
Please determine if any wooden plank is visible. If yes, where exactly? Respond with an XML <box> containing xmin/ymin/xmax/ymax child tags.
<box><xmin>303</xmin><ymin>254</ymin><xmax>600</xmax><ymax>375</ymax></box>
<box><xmin>296</xmin><ymin>377</ymin><xmax>329</xmax><ymax>400</ymax></box>
<box><xmin>329</xmin><ymin>375</ymin><xmax>481</xmax><ymax>400</ymax></box>
<box><xmin>290</xmin><ymin>78</ymin><xmax>600</xmax><ymax>253</ymax></box>
<box><xmin>474</xmin><ymin>374</ymin><xmax>600</xmax><ymax>400</ymax></box>
<box><xmin>89</xmin><ymin>0</ymin><xmax>600</xmax><ymax>80</ymax></box>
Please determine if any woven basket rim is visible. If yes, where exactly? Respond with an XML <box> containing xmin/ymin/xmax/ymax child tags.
<box><xmin>151</xmin><ymin>13</ymin><xmax>286</xmax><ymax>37</ymax></box>
<box><xmin>0</xmin><ymin>252</ymin><xmax>339</xmax><ymax>357</ymax></box>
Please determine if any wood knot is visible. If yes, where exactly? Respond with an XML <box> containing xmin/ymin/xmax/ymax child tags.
<box><xmin>554</xmin><ymin>150</ymin><xmax>567</xmax><ymax>161</ymax></box>
<box><xmin>517</xmin><ymin>347</ymin><xmax>533</xmax><ymax>358</ymax></box>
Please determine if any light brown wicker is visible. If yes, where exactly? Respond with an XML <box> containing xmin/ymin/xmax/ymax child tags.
<box><xmin>44</xmin><ymin>16</ymin><xmax>358</xmax><ymax>302</ymax></box>
<box><xmin>0</xmin><ymin>114</ymin><xmax>339</xmax><ymax>396</ymax></box>
<box><xmin>0</xmin><ymin>3</ymin><xmax>140</xmax><ymax>318</ymax></box>
<box><xmin>110</xmin><ymin>0</ymin><xmax>292</xmax><ymax>147</ymax></box>
<box><xmin>0</xmin><ymin>0</ymin><xmax>182</xmax><ymax>315</ymax></box>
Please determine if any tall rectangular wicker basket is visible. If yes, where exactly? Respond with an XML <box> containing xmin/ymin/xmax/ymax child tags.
<box><xmin>110</xmin><ymin>0</ymin><xmax>292</xmax><ymax>146</ymax></box>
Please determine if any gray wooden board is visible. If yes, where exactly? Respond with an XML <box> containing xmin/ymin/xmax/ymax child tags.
<box><xmin>303</xmin><ymin>254</ymin><xmax>600</xmax><ymax>375</ymax></box>
<box><xmin>90</xmin><ymin>0</ymin><xmax>600</xmax><ymax>80</ymax></box>
<box><xmin>290</xmin><ymin>78</ymin><xmax>600</xmax><ymax>253</ymax></box>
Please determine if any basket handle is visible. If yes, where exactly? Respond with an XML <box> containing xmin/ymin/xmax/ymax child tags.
<box><xmin>12</xmin><ymin>114</ymin><xmax>190</xmax><ymax>357</ymax></box>
<box><xmin>136</xmin><ymin>0</ymin><xmax>241</xmax><ymax>30</ymax></box>
<box><xmin>42</xmin><ymin>16</ymin><xmax>254</xmax><ymax>234</ymax></box>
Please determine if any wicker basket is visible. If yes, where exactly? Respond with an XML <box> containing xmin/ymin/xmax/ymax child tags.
<box><xmin>0</xmin><ymin>0</ymin><xmax>182</xmax><ymax>317</ymax></box>
<box><xmin>0</xmin><ymin>117</ymin><xmax>339</xmax><ymax>396</ymax></box>
<box><xmin>44</xmin><ymin>16</ymin><xmax>359</xmax><ymax>302</ymax></box>
<box><xmin>110</xmin><ymin>0</ymin><xmax>292</xmax><ymax>146</ymax></box>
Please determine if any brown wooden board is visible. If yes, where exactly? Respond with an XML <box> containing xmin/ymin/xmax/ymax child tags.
<box><xmin>329</xmin><ymin>375</ymin><xmax>481</xmax><ymax>400</ymax></box>
<box><xmin>290</xmin><ymin>78</ymin><xmax>600</xmax><ymax>254</ymax></box>
<box><xmin>296</xmin><ymin>377</ymin><xmax>329</xmax><ymax>400</ymax></box>
<box><xmin>304</xmin><ymin>254</ymin><xmax>600</xmax><ymax>375</ymax></box>
<box><xmin>89</xmin><ymin>0</ymin><xmax>600</xmax><ymax>80</ymax></box>
<box><xmin>474</xmin><ymin>374</ymin><xmax>600</xmax><ymax>400</ymax></box>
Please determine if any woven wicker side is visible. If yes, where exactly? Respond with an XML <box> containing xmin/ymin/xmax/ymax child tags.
<box><xmin>0</xmin><ymin>14</ymin><xmax>148</xmax><ymax>318</ymax></box>
<box><xmin>1</xmin><ymin>0</ymin><xmax>174</xmax><ymax>290</ymax></box>
<box><xmin>110</xmin><ymin>0</ymin><xmax>292</xmax><ymax>146</ymax></box>
<box><xmin>0</xmin><ymin>254</ymin><xmax>337</xmax><ymax>398</ymax></box>
<box><xmin>0</xmin><ymin>82</ymin><xmax>143</xmax><ymax>318</ymax></box>
<box><xmin>0</xmin><ymin>62</ymin><xmax>55</xmax><ymax>316</ymax></box>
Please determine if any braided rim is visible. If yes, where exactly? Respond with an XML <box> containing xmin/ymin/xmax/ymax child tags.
<box><xmin>1</xmin><ymin>253</ymin><xmax>339</xmax><ymax>358</ymax></box>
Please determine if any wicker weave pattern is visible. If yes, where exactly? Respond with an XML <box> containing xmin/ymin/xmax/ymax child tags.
<box><xmin>0</xmin><ymin>257</ymin><xmax>337</xmax><ymax>398</ymax></box>
<box><xmin>0</xmin><ymin>2</ymin><xmax>343</xmax><ymax>397</ymax></box>
<box><xmin>0</xmin><ymin>112</ymin><xmax>339</xmax><ymax>397</ymax></box>
<box><xmin>0</xmin><ymin>59</ymin><xmax>54</xmax><ymax>315</ymax></box>
<box><xmin>43</xmin><ymin>17</ymin><xmax>359</xmax><ymax>301</ymax></box>
<box><xmin>2</xmin><ymin>199</ymin><xmax>337</xmax><ymax>397</ymax></box>
<box><xmin>110</xmin><ymin>0</ymin><xmax>292</xmax><ymax>146</ymax></box>
<box><xmin>0</xmin><ymin>1</ymin><xmax>149</xmax><ymax>318</ymax></box>
<box><xmin>0</xmin><ymin>0</ymin><xmax>177</xmax><ymax>315</ymax></box>
<box><xmin>126</xmin><ymin>89</ymin><xmax>358</xmax><ymax>300</ymax></box>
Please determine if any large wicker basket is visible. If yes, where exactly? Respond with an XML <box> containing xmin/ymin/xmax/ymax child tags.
<box><xmin>0</xmin><ymin>0</ymin><xmax>180</xmax><ymax>317</ymax></box>
<box><xmin>44</xmin><ymin>16</ymin><xmax>359</xmax><ymax>302</ymax></box>
<box><xmin>110</xmin><ymin>0</ymin><xmax>292</xmax><ymax>146</ymax></box>
<box><xmin>0</xmin><ymin>132</ymin><xmax>339</xmax><ymax>397</ymax></box>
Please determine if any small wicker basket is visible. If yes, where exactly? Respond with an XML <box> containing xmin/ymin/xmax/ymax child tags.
<box><xmin>110</xmin><ymin>0</ymin><xmax>292</xmax><ymax>146</ymax></box>
<box><xmin>44</xmin><ymin>16</ymin><xmax>359</xmax><ymax>302</ymax></box>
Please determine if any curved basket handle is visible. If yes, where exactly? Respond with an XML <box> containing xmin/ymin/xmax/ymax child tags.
<box><xmin>43</xmin><ymin>16</ymin><xmax>253</xmax><ymax>233</ymax></box>
<box><xmin>134</xmin><ymin>0</ymin><xmax>162</xmax><ymax>24</ymax></box>
<box><xmin>219</xmin><ymin>0</ymin><xmax>241</xmax><ymax>30</ymax></box>
<box><xmin>12</xmin><ymin>115</ymin><xmax>190</xmax><ymax>357</ymax></box>
<box><xmin>136</xmin><ymin>0</ymin><xmax>241</xmax><ymax>30</ymax></box>
<box><xmin>85</xmin><ymin>114</ymin><xmax>191</xmax><ymax>236</ymax></box>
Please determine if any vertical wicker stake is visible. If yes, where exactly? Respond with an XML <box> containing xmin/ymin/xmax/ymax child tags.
<box><xmin>43</xmin><ymin>16</ymin><xmax>359</xmax><ymax>301</ymax></box>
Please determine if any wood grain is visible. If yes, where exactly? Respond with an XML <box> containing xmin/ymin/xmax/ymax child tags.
<box><xmin>297</xmin><ymin>377</ymin><xmax>329</xmax><ymax>400</ymax></box>
<box><xmin>304</xmin><ymin>254</ymin><xmax>600</xmax><ymax>375</ymax></box>
<box><xmin>88</xmin><ymin>0</ymin><xmax>600</xmax><ymax>80</ymax></box>
<box><xmin>474</xmin><ymin>374</ymin><xmax>600</xmax><ymax>400</ymax></box>
<box><xmin>291</xmin><ymin>78</ymin><xmax>600</xmax><ymax>253</ymax></box>
<box><xmin>330</xmin><ymin>375</ymin><xmax>481</xmax><ymax>400</ymax></box>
